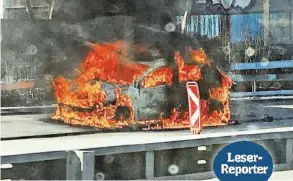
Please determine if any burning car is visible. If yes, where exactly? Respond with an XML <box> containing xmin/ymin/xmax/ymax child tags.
<box><xmin>51</xmin><ymin>37</ymin><xmax>233</xmax><ymax>130</ymax></box>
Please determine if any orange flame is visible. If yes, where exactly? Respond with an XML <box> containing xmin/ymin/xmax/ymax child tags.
<box><xmin>53</xmin><ymin>76</ymin><xmax>107</xmax><ymax>108</ymax></box>
<box><xmin>190</xmin><ymin>48</ymin><xmax>210</xmax><ymax>65</ymax></box>
<box><xmin>209</xmin><ymin>87</ymin><xmax>229</xmax><ymax>103</ymax></box>
<box><xmin>221</xmin><ymin>71</ymin><xmax>233</xmax><ymax>89</ymax></box>
<box><xmin>142</xmin><ymin>67</ymin><xmax>173</xmax><ymax>88</ymax></box>
<box><xmin>175</xmin><ymin>52</ymin><xmax>202</xmax><ymax>82</ymax></box>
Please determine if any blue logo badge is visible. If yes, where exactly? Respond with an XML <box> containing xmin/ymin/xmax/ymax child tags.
<box><xmin>213</xmin><ymin>141</ymin><xmax>273</xmax><ymax>181</ymax></box>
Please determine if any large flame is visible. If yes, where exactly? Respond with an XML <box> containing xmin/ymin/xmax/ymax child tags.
<box><xmin>52</xmin><ymin>41</ymin><xmax>232</xmax><ymax>130</ymax></box>
<box><xmin>141</xmin><ymin>67</ymin><xmax>173</xmax><ymax>88</ymax></box>
<box><xmin>190</xmin><ymin>48</ymin><xmax>210</xmax><ymax>65</ymax></box>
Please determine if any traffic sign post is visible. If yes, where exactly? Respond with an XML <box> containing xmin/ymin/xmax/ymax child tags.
<box><xmin>186</xmin><ymin>82</ymin><xmax>202</xmax><ymax>135</ymax></box>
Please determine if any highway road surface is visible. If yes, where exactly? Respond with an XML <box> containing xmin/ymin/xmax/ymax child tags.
<box><xmin>1</xmin><ymin>113</ymin><xmax>293</xmax><ymax>139</ymax></box>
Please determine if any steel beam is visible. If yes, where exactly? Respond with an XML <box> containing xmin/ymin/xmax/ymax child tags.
<box><xmin>145</xmin><ymin>151</ymin><xmax>155</xmax><ymax>179</ymax></box>
<box><xmin>286</xmin><ymin>138</ymin><xmax>293</xmax><ymax>169</ymax></box>
<box><xmin>66</xmin><ymin>150</ymin><xmax>95</xmax><ymax>180</ymax></box>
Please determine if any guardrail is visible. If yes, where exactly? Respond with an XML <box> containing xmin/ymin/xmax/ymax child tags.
<box><xmin>1</xmin><ymin>127</ymin><xmax>293</xmax><ymax>180</ymax></box>
<box><xmin>230</xmin><ymin>60</ymin><xmax>293</xmax><ymax>98</ymax></box>
<box><xmin>231</xmin><ymin>60</ymin><xmax>293</xmax><ymax>70</ymax></box>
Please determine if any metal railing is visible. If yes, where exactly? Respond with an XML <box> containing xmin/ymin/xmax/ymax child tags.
<box><xmin>230</xmin><ymin>60</ymin><xmax>293</xmax><ymax>98</ymax></box>
<box><xmin>1</xmin><ymin>127</ymin><xmax>293</xmax><ymax>180</ymax></box>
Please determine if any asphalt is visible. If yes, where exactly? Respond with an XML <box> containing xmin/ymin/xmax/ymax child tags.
<box><xmin>230</xmin><ymin>99</ymin><xmax>293</xmax><ymax>121</ymax></box>
<box><xmin>1</xmin><ymin>112</ymin><xmax>293</xmax><ymax>139</ymax></box>
<box><xmin>1</xmin><ymin>99</ymin><xmax>292</xmax><ymax>139</ymax></box>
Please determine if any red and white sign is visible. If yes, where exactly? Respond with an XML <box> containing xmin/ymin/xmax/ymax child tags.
<box><xmin>186</xmin><ymin>82</ymin><xmax>201</xmax><ymax>131</ymax></box>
